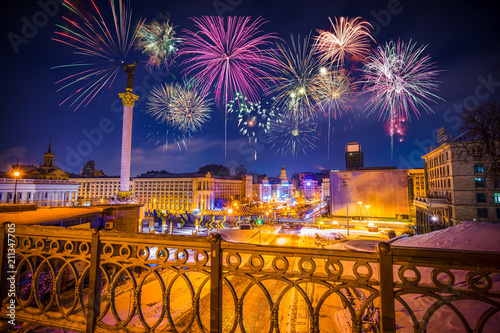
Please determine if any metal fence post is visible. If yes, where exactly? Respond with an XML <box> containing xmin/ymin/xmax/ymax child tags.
<box><xmin>210</xmin><ymin>234</ymin><xmax>222</xmax><ymax>333</ymax></box>
<box><xmin>377</xmin><ymin>242</ymin><xmax>396</xmax><ymax>332</ymax></box>
<box><xmin>86</xmin><ymin>228</ymin><xmax>103</xmax><ymax>333</ymax></box>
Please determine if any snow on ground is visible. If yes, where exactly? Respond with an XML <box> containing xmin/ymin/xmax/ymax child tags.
<box><xmin>392</xmin><ymin>221</ymin><xmax>500</xmax><ymax>252</ymax></box>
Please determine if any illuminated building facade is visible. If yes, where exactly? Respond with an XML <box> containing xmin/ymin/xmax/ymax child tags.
<box><xmin>414</xmin><ymin>130</ymin><xmax>500</xmax><ymax>233</ymax></box>
<box><xmin>258</xmin><ymin>166</ymin><xmax>294</xmax><ymax>202</ymax></box>
<box><xmin>0</xmin><ymin>178</ymin><xmax>79</xmax><ymax>205</ymax></box>
<box><xmin>0</xmin><ymin>143</ymin><xmax>79</xmax><ymax>205</ymax></box>
<box><xmin>330</xmin><ymin>169</ymin><xmax>410</xmax><ymax>219</ymax></box>
<box><xmin>74</xmin><ymin>172</ymin><xmax>253</xmax><ymax>212</ymax></box>
<box><xmin>407</xmin><ymin>168</ymin><xmax>426</xmax><ymax>218</ymax></box>
<box><xmin>321</xmin><ymin>178</ymin><xmax>330</xmax><ymax>201</ymax></box>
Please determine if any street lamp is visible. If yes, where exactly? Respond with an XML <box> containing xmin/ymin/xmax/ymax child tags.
<box><xmin>343</xmin><ymin>180</ymin><xmax>349</xmax><ymax>236</ymax></box>
<box><xmin>13</xmin><ymin>171</ymin><xmax>20</xmax><ymax>204</ymax></box>
<box><xmin>365</xmin><ymin>205</ymin><xmax>371</xmax><ymax>221</ymax></box>
<box><xmin>357</xmin><ymin>201</ymin><xmax>363</xmax><ymax>221</ymax></box>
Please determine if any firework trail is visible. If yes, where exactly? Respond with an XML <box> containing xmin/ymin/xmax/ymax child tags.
<box><xmin>136</xmin><ymin>18</ymin><xmax>180</xmax><ymax>69</ymax></box>
<box><xmin>314</xmin><ymin>16</ymin><xmax>374</xmax><ymax>67</ymax></box>
<box><xmin>146</xmin><ymin>80</ymin><xmax>212</xmax><ymax>135</ymax></box>
<box><xmin>179</xmin><ymin>16</ymin><xmax>277</xmax><ymax>163</ymax></box>
<box><xmin>361</xmin><ymin>39</ymin><xmax>443</xmax><ymax>157</ymax></box>
<box><xmin>53</xmin><ymin>0</ymin><xmax>143</xmax><ymax>110</ymax></box>
<box><xmin>311</xmin><ymin>67</ymin><xmax>357</xmax><ymax>160</ymax></box>
<box><xmin>269</xmin><ymin>34</ymin><xmax>324</xmax><ymax>120</ymax></box>
<box><xmin>145</xmin><ymin>125</ymin><xmax>188</xmax><ymax>153</ymax></box>
<box><xmin>267</xmin><ymin>113</ymin><xmax>318</xmax><ymax>157</ymax></box>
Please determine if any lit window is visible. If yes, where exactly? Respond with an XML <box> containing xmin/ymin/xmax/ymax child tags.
<box><xmin>474</xmin><ymin>163</ymin><xmax>484</xmax><ymax>173</ymax></box>
<box><xmin>475</xmin><ymin>178</ymin><xmax>485</xmax><ymax>188</ymax></box>
<box><xmin>495</xmin><ymin>193</ymin><xmax>500</xmax><ymax>204</ymax></box>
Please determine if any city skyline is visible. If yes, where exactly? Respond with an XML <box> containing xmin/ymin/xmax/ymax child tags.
<box><xmin>2</xmin><ymin>0</ymin><xmax>500</xmax><ymax>177</ymax></box>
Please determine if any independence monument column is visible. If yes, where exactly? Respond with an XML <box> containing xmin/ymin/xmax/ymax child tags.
<box><xmin>118</xmin><ymin>61</ymin><xmax>139</xmax><ymax>199</ymax></box>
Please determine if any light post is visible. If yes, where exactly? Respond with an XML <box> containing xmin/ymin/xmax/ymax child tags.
<box><xmin>357</xmin><ymin>201</ymin><xmax>363</xmax><ymax>221</ymax></box>
<box><xmin>365</xmin><ymin>205</ymin><xmax>371</xmax><ymax>221</ymax></box>
<box><xmin>343</xmin><ymin>180</ymin><xmax>349</xmax><ymax>236</ymax></box>
<box><xmin>13</xmin><ymin>171</ymin><xmax>20</xmax><ymax>204</ymax></box>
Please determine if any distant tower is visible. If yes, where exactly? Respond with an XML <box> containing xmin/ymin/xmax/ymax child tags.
<box><xmin>345</xmin><ymin>142</ymin><xmax>363</xmax><ymax>170</ymax></box>
<box><xmin>43</xmin><ymin>139</ymin><xmax>54</xmax><ymax>167</ymax></box>
<box><xmin>280</xmin><ymin>165</ymin><xmax>287</xmax><ymax>181</ymax></box>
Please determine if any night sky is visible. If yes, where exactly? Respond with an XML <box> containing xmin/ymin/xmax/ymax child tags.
<box><xmin>2</xmin><ymin>0</ymin><xmax>500</xmax><ymax>178</ymax></box>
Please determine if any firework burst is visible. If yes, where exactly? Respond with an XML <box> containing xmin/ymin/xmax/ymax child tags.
<box><xmin>269</xmin><ymin>34</ymin><xmax>323</xmax><ymax>119</ymax></box>
<box><xmin>146</xmin><ymin>81</ymin><xmax>212</xmax><ymax>135</ymax></box>
<box><xmin>314</xmin><ymin>16</ymin><xmax>374</xmax><ymax>66</ymax></box>
<box><xmin>228</xmin><ymin>93</ymin><xmax>276</xmax><ymax>142</ymax></box>
<box><xmin>53</xmin><ymin>0</ymin><xmax>142</xmax><ymax>110</ymax></box>
<box><xmin>267</xmin><ymin>113</ymin><xmax>318</xmax><ymax>157</ymax></box>
<box><xmin>146</xmin><ymin>83</ymin><xmax>175</xmax><ymax>123</ymax></box>
<box><xmin>311</xmin><ymin>67</ymin><xmax>357</xmax><ymax>159</ymax></box>
<box><xmin>361</xmin><ymin>39</ymin><xmax>443</xmax><ymax>156</ymax></box>
<box><xmin>136</xmin><ymin>18</ymin><xmax>180</xmax><ymax>69</ymax></box>
<box><xmin>170</xmin><ymin>82</ymin><xmax>212</xmax><ymax>134</ymax></box>
<box><xmin>312</xmin><ymin>68</ymin><xmax>356</xmax><ymax>117</ymax></box>
<box><xmin>179</xmin><ymin>16</ymin><xmax>277</xmax><ymax>162</ymax></box>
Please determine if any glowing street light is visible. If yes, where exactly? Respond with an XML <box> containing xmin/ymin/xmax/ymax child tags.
<box><xmin>13</xmin><ymin>171</ymin><xmax>21</xmax><ymax>204</ymax></box>
<box><xmin>357</xmin><ymin>201</ymin><xmax>363</xmax><ymax>221</ymax></box>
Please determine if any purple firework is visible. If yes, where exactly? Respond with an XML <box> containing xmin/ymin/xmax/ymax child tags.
<box><xmin>361</xmin><ymin>39</ymin><xmax>443</xmax><ymax>156</ymax></box>
<box><xmin>179</xmin><ymin>16</ymin><xmax>277</xmax><ymax>162</ymax></box>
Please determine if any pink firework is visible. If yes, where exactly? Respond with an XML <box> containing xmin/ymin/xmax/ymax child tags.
<box><xmin>314</xmin><ymin>16</ymin><xmax>374</xmax><ymax>66</ymax></box>
<box><xmin>384</xmin><ymin>115</ymin><xmax>408</xmax><ymax>143</ymax></box>
<box><xmin>180</xmin><ymin>16</ymin><xmax>277</xmax><ymax>105</ymax></box>
<box><xmin>361</xmin><ymin>39</ymin><xmax>443</xmax><ymax>157</ymax></box>
<box><xmin>179</xmin><ymin>16</ymin><xmax>277</xmax><ymax>162</ymax></box>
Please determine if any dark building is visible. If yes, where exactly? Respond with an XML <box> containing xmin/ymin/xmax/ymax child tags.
<box><xmin>345</xmin><ymin>142</ymin><xmax>364</xmax><ymax>170</ymax></box>
<box><xmin>81</xmin><ymin>159</ymin><xmax>105</xmax><ymax>177</ymax></box>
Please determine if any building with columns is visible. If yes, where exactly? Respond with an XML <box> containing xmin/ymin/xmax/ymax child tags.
<box><xmin>73</xmin><ymin>172</ymin><xmax>254</xmax><ymax>213</ymax></box>
<box><xmin>0</xmin><ymin>142</ymin><xmax>79</xmax><ymax>206</ymax></box>
<box><xmin>0</xmin><ymin>178</ymin><xmax>79</xmax><ymax>205</ymax></box>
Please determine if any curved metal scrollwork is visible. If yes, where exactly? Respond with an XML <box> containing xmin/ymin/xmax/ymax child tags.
<box><xmin>1</xmin><ymin>225</ymin><xmax>499</xmax><ymax>333</ymax></box>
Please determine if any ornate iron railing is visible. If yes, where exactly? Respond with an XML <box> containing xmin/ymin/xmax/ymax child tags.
<box><xmin>0</xmin><ymin>224</ymin><xmax>499</xmax><ymax>332</ymax></box>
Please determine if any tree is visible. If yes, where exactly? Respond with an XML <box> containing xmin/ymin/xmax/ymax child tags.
<box><xmin>457</xmin><ymin>101</ymin><xmax>500</xmax><ymax>180</ymax></box>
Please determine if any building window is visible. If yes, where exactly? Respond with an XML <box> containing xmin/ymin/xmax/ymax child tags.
<box><xmin>495</xmin><ymin>193</ymin><xmax>500</xmax><ymax>204</ymax></box>
<box><xmin>475</xmin><ymin>178</ymin><xmax>485</xmax><ymax>188</ymax></box>
<box><xmin>474</xmin><ymin>163</ymin><xmax>484</xmax><ymax>173</ymax></box>
<box><xmin>497</xmin><ymin>209</ymin><xmax>500</xmax><ymax>219</ymax></box>
<box><xmin>477</xmin><ymin>208</ymin><xmax>488</xmax><ymax>218</ymax></box>
<box><xmin>476</xmin><ymin>193</ymin><xmax>486</xmax><ymax>203</ymax></box>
